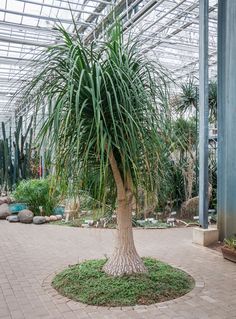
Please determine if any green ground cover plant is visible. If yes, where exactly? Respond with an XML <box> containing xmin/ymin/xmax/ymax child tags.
<box><xmin>52</xmin><ymin>258</ymin><xmax>194</xmax><ymax>306</ymax></box>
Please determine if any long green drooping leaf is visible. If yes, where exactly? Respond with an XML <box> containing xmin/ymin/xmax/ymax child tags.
<box><xmin>21</xmin><ymin>23</ymin><xmax>168</xmax><ymax>202</ymax></box>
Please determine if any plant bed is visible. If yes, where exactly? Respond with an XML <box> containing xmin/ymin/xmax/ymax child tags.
<box><xmin>221</xmin><ymin>247</ymin><xmax>236</xmax><ymax>263</ymax></box>
<box><xmin>221</xmin><ymin>238</ymin><xmax>236</xmax><ymax>263</ymax></box>
<box><xmin>52</xmin><ymin>258</ymin><xmax>194</xmax><ymax>307</ymax></box>
<box><xmin>50</xmin><ymin>220</ymin><xmax>82</xmax><ymax>227</ymax></box>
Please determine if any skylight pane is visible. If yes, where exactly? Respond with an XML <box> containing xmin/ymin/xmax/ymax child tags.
<box><xmin>0</xmin><ymin>0</ymin><xmax>6</xmax><ymax>10</ymax></box>
<box><xmin>24</xmin><ymin>3</ymin><xmax>42</xmax><ymax>15</ymax></box>
<box><xmin>22</xmin><ymin>16</ymin><xmax>38</xmax><ymax>27</ymax></box>
<box><xmin>7</xmin><ymin>0</ymin><xmax>24</xmax><ymax>12</ymax></box>
<box><xmin>5</xmin><ymin>13</ymin><xmax>22</xmax><ymax>23</ymax></box>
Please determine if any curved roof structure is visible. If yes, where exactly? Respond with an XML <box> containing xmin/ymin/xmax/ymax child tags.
<box><xmin>0</xmin><ymin>0</ymin><xmax>217</xmax><ymax>126</ymax></box>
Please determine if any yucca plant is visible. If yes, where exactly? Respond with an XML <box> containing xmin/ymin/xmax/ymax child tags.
<box><xmin>175</xmin><ymin>78</ymin><xmax>217</xmax><ymax>123</ymax></box>
<box><xmin>176</xmin><ymin>78</ymin><xmax>198</xmax><ymax>114</ymax></box>
<box><xmin>22</xmin><ymin>23</ymin><xmax>167</xmax><ymax>276</ymax></box>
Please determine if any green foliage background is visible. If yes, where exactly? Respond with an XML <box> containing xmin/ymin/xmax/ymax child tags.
<box><xmin>13</xmin><ymin>178</ymin><xmax>60</xmax><ymax>215</ymax></box>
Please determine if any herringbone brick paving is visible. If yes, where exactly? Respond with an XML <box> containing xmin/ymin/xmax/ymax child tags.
<box><xmin>0</xmin><ymin>221</ymin><xmax>235</xmax><ymax>319</ymax></box>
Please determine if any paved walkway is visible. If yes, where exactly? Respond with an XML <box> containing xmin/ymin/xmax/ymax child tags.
<box><xmin>0</xmin><ymin>222</ymin><xmax>235</xmax><ymax>319</ymax></box>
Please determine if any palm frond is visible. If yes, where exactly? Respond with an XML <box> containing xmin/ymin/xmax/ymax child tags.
<box><xmin>21</xmin><ymin>23</ymin><xmax>169</xmax><ymax>203</ymax></box>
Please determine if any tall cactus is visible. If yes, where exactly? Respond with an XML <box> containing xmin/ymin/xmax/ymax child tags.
<box><xmin>0</xmin><ymin>116</ymin><xmax>35</xmax><ymax>194</ymax></box>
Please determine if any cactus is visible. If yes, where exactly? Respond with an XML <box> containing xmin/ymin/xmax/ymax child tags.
<box><xmin>0</xmin><ymin>116</ymin><xmax>36</xmax><ymax>194</ymax></box>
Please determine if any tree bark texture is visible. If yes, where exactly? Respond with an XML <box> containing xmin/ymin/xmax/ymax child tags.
<box><xmin>103</xmin><ymin>150</ymin><xmax>147</xmax><ymax>276</ymax></box>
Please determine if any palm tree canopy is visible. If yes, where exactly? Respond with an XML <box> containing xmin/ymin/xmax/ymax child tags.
<box><xmin>175</xmin><ymin>78</ymin><xmax>217</xmax><ymax>123</ymax></box>
<box><xmin>176</xmin><ymin>78</ymin><xmax>198</xmax><ymax>114</ymax></box>
<box><xmin>23</xmin><ymin>24</ymin><xmax>167</xmax><ymax>201</ymax></box>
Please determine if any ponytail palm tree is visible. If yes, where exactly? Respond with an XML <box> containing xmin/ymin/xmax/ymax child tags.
<box><xmin>24</xmin><ymin>25</ymin><xmax>165</xmax><ymax>276</ymax></box>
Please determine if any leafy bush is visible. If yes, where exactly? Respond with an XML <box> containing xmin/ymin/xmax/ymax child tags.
<box><xmin>13</xmin><ymin>178</ymin><xmax>60</xmax><ymax>216</ymax></box>
<box><xmin>224</xmin><ymin>237</ymin><xmax>236</xmax><ymax>250</ymax></box>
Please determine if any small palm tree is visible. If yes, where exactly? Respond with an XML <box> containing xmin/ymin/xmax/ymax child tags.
<box><xmin>176</xmin><ymin>78</ymin><xmax>198</xmax><ymax>114</ymax></box>
<box><xmin>175</xmin><ymin>78</ymin><xmax>217</xmax><ymax>123</ymax></box>
<box><xmin>23</xmin><ymin>24</ymin><xmax>165</xmax><ymax>276</ymax></box>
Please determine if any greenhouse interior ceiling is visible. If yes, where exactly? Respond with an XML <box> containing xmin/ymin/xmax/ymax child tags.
<box><xmin>0</xmin><ymin>0</ymin><xmax>217</xmax><ymax>128</ymax></box>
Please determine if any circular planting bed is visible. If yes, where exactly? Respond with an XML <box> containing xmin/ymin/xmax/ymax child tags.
<box><xmin>52</xmin><ymin>258</ymin><xmax>194</xmax><ymax>307</ymax></box>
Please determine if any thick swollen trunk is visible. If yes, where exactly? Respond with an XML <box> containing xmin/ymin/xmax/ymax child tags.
<box><xmin>103</xmin><ymin>194</ymin><xmax>147</xmax><ymax>276</ymax></box>
<box><xmin>104</xmin><ymin>149</ymin><xmax>147</xmax><ymax>276</ymax></box>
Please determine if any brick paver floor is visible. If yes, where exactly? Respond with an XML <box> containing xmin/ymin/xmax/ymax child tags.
<box><xmin>0</xmin><ymin>221</ymin><xmax>235</xmax><ymax>319</ymax></box>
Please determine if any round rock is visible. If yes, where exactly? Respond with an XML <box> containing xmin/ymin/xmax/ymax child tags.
<box><xmin>7</xmin><ymin>215</ymin><xmax>19</xmax><ymax>222</ymax></box>
<box><xmin>49</xmin><ymin>215</ymin><xmax>58</xmax><ymax>221</ymax></box>
<box><xmin>18</xmin><ymin>209</ymin><xmax>34</xmax><ymax>223</ymax></box>
<box><xmin>56</xmin><ymin>215</ymin><xmax>62</xmax><ymax>220</ymax></box>
<box><xmin>33</xmin><ymin>216</ymin><xmax>46</xmax><ymax>225</ymax></box>
<box><xmin>45</xmin><ymin>216</ymin><xmax>51</xmax><ymax>222</ymax></box>
<box><xmin>0</xmin><ymin>197</ymin><xmax>11</xmax><ymax>205</ymax></box>
<box><xmin>0</xmin><ymin>203</ymin><xmax>11</xmax><ymax>219</ymax></box>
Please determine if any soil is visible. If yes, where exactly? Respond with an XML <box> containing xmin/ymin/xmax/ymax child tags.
<box><xmin>208</xmin><ymin>241</ymin><xmax>223</xmax><ymax>253</ymax></box>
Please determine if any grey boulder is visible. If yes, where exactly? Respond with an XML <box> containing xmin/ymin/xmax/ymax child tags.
<box><xmin>0</xmin><ymin>203</ymin><xmax>11</xmax><ymax>219</ymax></box>
<box><xmin>0</xmin><ymin>197</ymin><xmax>11</xmax><ymax>205</ymax></box>
<box><xmin>33</xmin><ymin>216</ymin><xmax>46</xmax><ymax>225</ymax></box>
<box><xmin>18</xmin><ymin>209</ymin><xmax>34</xmax><ymax>223</ymax></box>
<box><xmin>7</xmin><ymin>215</ymin><xmax>19</xmax><ymax>222</ymax></box>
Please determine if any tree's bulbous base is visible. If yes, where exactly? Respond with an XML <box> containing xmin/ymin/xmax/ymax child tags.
<box><xmin>103</xmin><ymin>251</ymin><xmax>147</xmax><ymax>276</ymax></box>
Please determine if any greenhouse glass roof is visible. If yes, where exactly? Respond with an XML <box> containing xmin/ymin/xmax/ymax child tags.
<box><xmin>0</xmin><ymin>0</ymin><xmax>217</xmax><ymax>124</ymax></box>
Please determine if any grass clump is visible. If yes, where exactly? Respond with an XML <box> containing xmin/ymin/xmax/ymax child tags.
<box><xmin>52</xmin><ymin>258</ymin><xmax>194</xmax><ymax>306</ymax></box>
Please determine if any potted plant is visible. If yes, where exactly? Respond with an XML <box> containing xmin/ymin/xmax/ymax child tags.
<box><xmin>221</xmin><ymin>237</ymin><xmax>236</xmax><ymax>263</ymax></box>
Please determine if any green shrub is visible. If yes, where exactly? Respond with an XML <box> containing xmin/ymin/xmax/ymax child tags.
<box><xmin>13</xmin><ymin>178</ymin><xmax>60</xmax><ymax>216</ymax></box>
<box><xmin>224</xmin><ymin>237</ymin><xmax>236</xmax><ymax>250</ymax></box>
